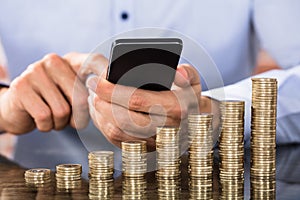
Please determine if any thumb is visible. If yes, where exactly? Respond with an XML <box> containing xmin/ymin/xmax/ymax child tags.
<box><xmin>174</xmin><ymin>64</ymin><xmax>200</xmax><ymax>87</ymax></box>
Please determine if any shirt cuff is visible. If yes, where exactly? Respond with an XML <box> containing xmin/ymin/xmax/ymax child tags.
<box><xmin>0</xmin><ymin>82</ymin><xmax>9</xmax><ymax>134</ymax></box>
<box><xmin>0</xmin><ymin>82</ymin><xmax>9</xmax><ymax>88</ymax></box>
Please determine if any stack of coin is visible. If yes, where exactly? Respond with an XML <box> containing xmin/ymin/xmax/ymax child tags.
<box><xmin>219</xmin><ymin>100</ymin><xmax>245</xmax><ymax>199</ymax></box>
<box><xmin>251</xmin><ymin>78</ymin><xmax>277</xmax><ymax>199</ymax></box>
<box><xmin>24</xmin><ymin>168</ymin><xmax>51</xmax><ymax>186</ymax></box>
<box><xmin>55</xmin><ymin>164</ymin><xmax>82</xmax><ymax>189</ymax></box>
<box><xmin>122</xmin><ymin>140</ymin><xmax>147</xmax><ymax>199</ymax></box>
<box><xmin>156</xmin><ymin>126</ymin><xmax>181</xmax><ymax>199</ymax></box>
<box><xmin>88</xmin><ymin>151</ymin><xmax>114</xmax><ymax>199</ymax></box>
<box><xmin>188</xmin><ymin>114</ymin><xmax>214</xmax><ymax>200</ymax></box>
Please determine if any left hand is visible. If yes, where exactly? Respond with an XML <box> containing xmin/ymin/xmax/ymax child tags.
<box><xmin>87</xmin><ymin>63</ymin><xmax>201</xmax><ymax>149</ymax></box>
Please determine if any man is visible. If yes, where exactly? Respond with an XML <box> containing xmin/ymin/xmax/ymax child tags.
<box><xmin>0</xmin><ymin>0</ymin><xmax>299</xmax><ymax>173</ymax></box>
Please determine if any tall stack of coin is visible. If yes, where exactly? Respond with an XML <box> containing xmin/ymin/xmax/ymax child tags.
<box><xmin>156</xmin><ymin>126</ymin><xmax>181</xmax><ymax>199</ymax></box>
<box><xmin>219</xmin><ymin>100</ymin><xmax>245</xmax><ymax>199</ymax></box>
<box><xmin>24</xmin><ymin>168</ymin><xmax>51</xmax><ymax>186</ymax></box>
<box><xmin>122</xmin><ymin>140</ymin><xmax>147</xmax><ymax>199</ymax></box>
<box><xmin>188</xmin><ymin>114</ymin><xmax>213</xmax><ymax>200</ymax></box>
<box><xmin>88</xmin><ymin>151</ymin><xmax>114</xmax><ymax>199</ymax></box>
<box><xmin>55</xmin><ymin>164</ymin><xmax>82</xmax><ymax>189</ymax></box>
<box><xmin>251</xmin><ymin>78</ymin><xmax>277</xmax><ymax>199</ymax></box>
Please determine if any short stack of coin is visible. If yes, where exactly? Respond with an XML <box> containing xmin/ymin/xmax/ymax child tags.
<box><xmin>219</xmin><ymin>100</ymin><xmax>245</xmax><ymax>199</ymax></box>
<box><xmin>188</xmin><ymin>114</ymin><xmax>214</xmax><ymax>200</ymax></box>
<box><xmin>55</xmin><ymin>164</ymin><xmax>82</xmax><ymax>189</ymax></box>
<box><xmin>251</xmin><ymin>78</ymin><xmax>277</xmax><ymax>199</ymax></box>
<box><xmin>88</xmin><ymin>151</ymin><xmax>114</xmax><ymax>199</ymax></box>
<box><xmin>156</xmin><ymin>126</ymin><xmax>181</xmax><ymax>199</ymax></box>
<box><xmin>24</xmin><ymin>168</ymin><xmax>51</xmax><ymax>186</ymax></box>
<box><xmin>122</xmin><ymin>140</ymin><xmax>147</xmax><ymax>200</ymax></box>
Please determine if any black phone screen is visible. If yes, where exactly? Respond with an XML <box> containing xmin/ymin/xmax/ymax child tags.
<box><xmin>107</xmin><ymin>38</ymin><xmax>182</xmax><ymax>91</ymax></box>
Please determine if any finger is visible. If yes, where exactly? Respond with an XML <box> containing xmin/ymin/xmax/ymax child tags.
<box><xmin>89</xmin><ymin>98</ymin><xmax>156</xmax><ymax>148</ymax></box>
<box><xmin>94</xmin><ymin>97</ymin><xmax>179</xmax><ymax>138</ymax></box>
<box><xmin>20</xmin><ymin>86</ymin><xmax>54</xmax><ymax>132</ymax></box>
<box><xmin>42</xmin><ymin>53</ymin><xmax>89</xmax><ymax>129</ymax></box>
<box><xmin>63</xmin><ymin>52</ymin><xmax>108</xmax><ymax>80</ymax></box>
<box><xmin>26</xmin><ymin>62</ymin><xmax>71</xmax><ymax>130</ymax></box>
<box><xmin>87</xmin><ymin>77</ymin><xmax>184</xmax><ymax>118</ymax></box>
<box><xmin>70</xmin><ymin>92</ymin><xmax>90</xmax><ymax>129</ymax></box>
<box><xmin>174</xmin><ymin>64</ymin><xmax>201</xmax><ymax>87</ymax></box>
<box><xmin>0</xmin><ymin>84</ymin><xmax>35</xmax><ymax>133</ymax></box>
<box><xmin>69</xmin><ymin>78</ymin><xmax>90</xmax><ymax>129</ymax></box>
<box><xmin>42</xmin><ymin>53</ymin><xmax>86</xmax><ymax>104</ymax></box>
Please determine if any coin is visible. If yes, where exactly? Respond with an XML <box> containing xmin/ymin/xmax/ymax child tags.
<box><xmin>251</xmin><ymin>78</ymin><xmax>277</xmax><ymax>199</ymax></box>
<box><xmin>218</xmin><ymin>100</ymin><xmax>245</xmax><ymax>199</ymax></box>
<box><xmin>55</xmin><ymin>164</ymin><xmax>82</xmax><ymax>190</ymax></box>
<box><xmin>187</xmin><ymin>114</ymin><xmax>214</xmax><ymax>200</ymax></box>
<box><xmin>24</xmin><ymin>168</ymin><xmax>51</xmax><ymax>185</ymax></box>
<box><xmin>122</xmin><ymin>140</ymin><xmax>147</xmax><ymax>199</ymax></box>
<box><xmin>156</xmin><ymin>126</ymin><xmax>182</xmax><ymax>199</ymax></box>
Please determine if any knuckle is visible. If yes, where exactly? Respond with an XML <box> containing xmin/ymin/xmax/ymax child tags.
<box><xmin>39</xmin><ymin>126</ymin><xmax>52</xmax><ymax>132</ymax></box>
<box><xmin>23</xmin><ymin>62</ymin><xmax>44</xmax><ymax>77</ymax></box>
<box><xmin>36</xmin><ymin>108</ymin><xmax>52</xmax><ymax>123</ymax></box>
<box><xmin>35</xmin><ymin>108</ymin><xmax>53</xmax><ymax>132</ymax></box>
<box><xmin>43</xmin><ymin>53</ymin><xmax>64</xmax><ymax>68</ymax></box>
<box><xmin>129</xmin><ymin>93</ymin><xmax>146</xmax><ymax>110</ymax></box>
<box><xmin>106</xmin><ymin>124</ymin><xmax>122</xmax><ymax>141</ymax></box>
<box><xmin>117</xmin><ymin>118</ymin><xmax>128</xmax><ymax>131</ymax></box>
<box><xmin>53</xmin><ymin>104</ymin><xmax>71</xmax><ymax>120</ymax></box>
<box><xmin>91</xmin><ymin>53</ymin><xmax>106</xmax><ymax>62</ymax></box>
<box><xmin>64</xmin><ymin>51</ymin><xmax>79</xmax><ymax>58</ymax></box>
<box><xmin>94</xmin><ymin>98</ymin><xmax>104</xmax><ymax>110</ymax></box>
<box><xmin>10</xmin><ymin>77</ymin><xmax>28</xmax><ymax>91</ymax></box>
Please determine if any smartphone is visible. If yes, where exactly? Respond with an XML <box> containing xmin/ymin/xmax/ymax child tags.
<box><xmin>106</xmin><ymin>38</ymin><xmax>183</xmax><ymax>91</ymax></box>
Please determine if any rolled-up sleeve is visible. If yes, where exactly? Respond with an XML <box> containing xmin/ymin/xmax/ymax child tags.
<box><xmin>253</xmin><ymin>0</ymin><xmax>300</xmax><ymax>68</ymax></box>
<box><xmin>203</xmin><ymin>65</ymin><xmax>300</xmax><ymax>145</ymax></box>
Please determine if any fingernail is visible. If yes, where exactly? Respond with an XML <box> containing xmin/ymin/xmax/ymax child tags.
<box><xmin>87</xmin><ymin>77</ymin><xmax>98</xmax><ymax>91</ymax></box>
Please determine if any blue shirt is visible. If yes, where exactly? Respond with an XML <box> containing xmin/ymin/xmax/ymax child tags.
<box><xmin>0</xmin><ymin>0</ymin><xmax>300</xmax><ymax>176</ymax></box>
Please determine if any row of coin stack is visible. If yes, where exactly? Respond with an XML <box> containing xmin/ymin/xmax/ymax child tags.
<box><xmin>22</xmin><ymin>77</ymin><xmax>278</xmax><ymax>200</ymax></box>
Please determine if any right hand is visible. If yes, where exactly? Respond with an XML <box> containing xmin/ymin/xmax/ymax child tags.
<box><xmin>0</xmin><ymin>53</ymin><xmax>89</xmax><ymax>134</ymax></box>
<box><xmin>87</xmin><ymin>64</ymin><xmax>202</xmax><ymax>149</ymax></box>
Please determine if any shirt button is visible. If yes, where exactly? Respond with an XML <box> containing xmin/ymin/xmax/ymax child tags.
<box><xmin>121</xmin><ymin>12</ymin><xmax>129</xmax><ymax>20</ymax></box>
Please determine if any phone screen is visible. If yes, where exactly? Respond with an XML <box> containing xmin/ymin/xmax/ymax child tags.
<box><xmin>107</xmin><ymin>38</ymin><xmax>182</xmax><ymax>91</ymax></box>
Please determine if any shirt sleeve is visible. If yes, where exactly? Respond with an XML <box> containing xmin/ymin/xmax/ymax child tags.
<box><xmin>202</xmin><ymin>65</ymin><xmax>300</xmax><ymax>145</ymax></box>
<box><xmin>0</xmin><ymin>37</ymin><xmax>9</xmax><ymax>83</ymax></box>
<box><xmin>253</xmin><ymin>0</ymin><xmax>300</xmax><ymax>69</ymax></box>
